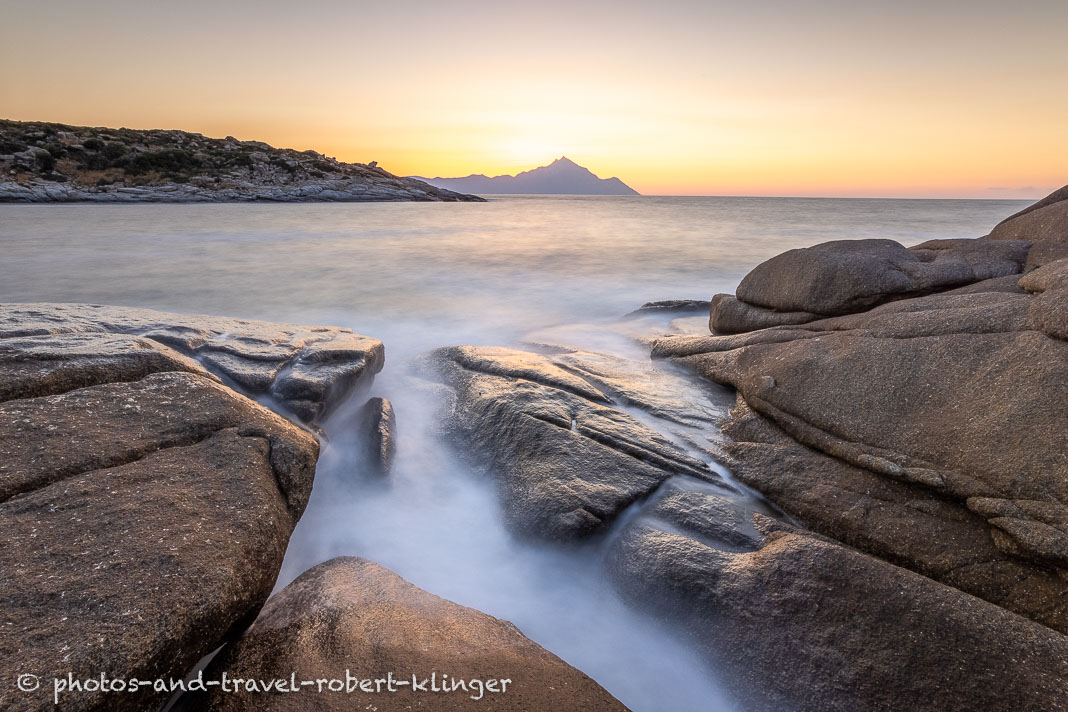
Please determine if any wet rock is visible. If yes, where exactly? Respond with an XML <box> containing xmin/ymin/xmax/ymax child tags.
<box><xmin>197</xmin><ymin>557</ymin><xmax>629</xmax><ymax>711</ymax></box>
<box><xmin>551</xmin><ymin>350</ymin><xmax>730</xmax><ymax>428</ymax></box>
<box><xmin>0</xmin><ymin>303</ymin><xmax>384</xmax><ymax>427</ymax></box>
<box><xmin>988</xmin><ymin>185</ymin><xmax>1068</xmax><ymax>267</ymax></box>
<box><xmin>625</xmin><ymin>299</ymin><xmax>711</xmax><ymax>316</ymax></box>
<box><xmin>422</xmin><ymin>346</ymin><xmax>728</xmax><ymax>541</ymax></box>
<box><xmin>0</xmin><ymin>372</ymin><xmax>319</xmax><ymax>712</ymax></box>
<box><xmin>607</xmin><ymin>500</ymin><xmax>1068</xmax><ymax>712</ymax></box>
<box><xmin>357</xmin><ymin>396</ymin><xmax>396</xmax><ymax>476</ymax></box>
<box><xmin>733</xmin><ymin>237</ymin><xmax>1030</xmax><ymax>316</ymax></box>
<box><xmin>654</xmin><ymin>270</ymin><xmax>1068</xmax><ymax>632</ymax></box>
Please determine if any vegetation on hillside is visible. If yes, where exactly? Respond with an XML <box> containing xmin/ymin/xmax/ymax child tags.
<box><xmin>0</xmin><ymin>119</ymin><xmax>387</xmax><ymax>188</ymax></box>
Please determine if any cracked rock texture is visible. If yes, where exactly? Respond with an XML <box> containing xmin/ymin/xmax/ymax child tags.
<box><xmin>422</xmin><ymin>345</ymin><xmax>736</xmax><ymax>541</ymax></box>
<box><xmin>0</xmin><ymin>304</ymin><xmax>382</xmax><ymax>712</ymax></box>
<box><xmin>196</xmin><ymin>557</ymin><xmax>629</xmax><ymax>711</ymax></box>
<box><xmin>0</xmin><ymin>303</ymin><xmax>384</xmax><ymax>426</ymax></box>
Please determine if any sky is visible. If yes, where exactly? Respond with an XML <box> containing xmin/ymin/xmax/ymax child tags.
<box><xmin>2</xmin><ymin>0</ymin><xmax>1066</xmax><ymax>197</ymax></box>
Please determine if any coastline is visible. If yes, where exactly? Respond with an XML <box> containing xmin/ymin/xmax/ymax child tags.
<box><xmin>0</xmin><ymin>188</ymin><xmax>1065</xmax><ymax>711</ymax></box>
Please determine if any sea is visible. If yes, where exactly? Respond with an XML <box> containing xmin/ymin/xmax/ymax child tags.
<box><xmin>0</xmin><ymin>195</ymin><xmax>1029</xmax><ymax>711</ymax></box>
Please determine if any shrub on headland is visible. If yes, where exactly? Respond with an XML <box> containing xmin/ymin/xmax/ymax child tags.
<box><xmin>124</xmin><ymin>148</ymin><xmax>201</xmax><ymax>176</ymax></box>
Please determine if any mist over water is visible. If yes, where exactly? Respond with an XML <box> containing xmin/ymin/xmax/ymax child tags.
<box><xmin>0</xmin><ymin>195</ymin><xmax>1028</xmax><ymax>711</ymax></box>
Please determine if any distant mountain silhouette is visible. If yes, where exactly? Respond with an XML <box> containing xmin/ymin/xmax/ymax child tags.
<box><xmin>411</xmin><ymin>157</ymin><xmax>639</xmax><ymax>195</ymax></box>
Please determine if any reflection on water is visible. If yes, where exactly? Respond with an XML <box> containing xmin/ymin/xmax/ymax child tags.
<box><xmin>0</xmin><ymin>196</ymin><xmax>1027</xmax><ymax>711</ymax></box>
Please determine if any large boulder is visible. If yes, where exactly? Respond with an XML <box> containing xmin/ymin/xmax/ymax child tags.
<box><xmin>607</xmin><ymin>490</ymin><xmax>1068</xmax><ymax>712</ymax></box>
<box><xmin>0</xmin><ymin>303</ymin><xmax>385</xmax><ymax>426</ymax></box>
<box><xmin>196</xmin><ymin>557</ymin><xmax>629</xmax><ymax>711</ymax></box>
<box><xmin>0</xmin><ymin>304</ymin><xmax>382</xmax><ymax>712</ymax></box>
<box><xmin>988</xmin><ymin>185</ymin><xmax>1068</xmax><ymax>267</ymax></box>
<box><xmin>422</xmin><ymin>345</ymin><xmax>733</xmax><ymax>541</ymax></box>
<box><xmin>653</xmin><ymin>265</ymin><xmax>1068</xmax><ymax>632</ymax></box>
<box><xmin>733</xmin><ymin>238</ymin><xmax>1029</xmax><ymax>316</ymax></box>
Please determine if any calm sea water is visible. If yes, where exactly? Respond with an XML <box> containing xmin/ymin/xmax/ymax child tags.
<box><xmin>0</xmin><ymin>195</ymin><xmax>1025</xmax><ymax>354</ymax></box>
<box><xmin>0</xmin><ymin>196</ymin><xmax>1029</xmax><ymax>711</ymax></box>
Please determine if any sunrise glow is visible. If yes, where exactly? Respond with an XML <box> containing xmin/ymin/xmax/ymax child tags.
<box><xmin>2</xmin><ymin>0</ymin><xmax>1065</xmax><ymax>197</ymax></box>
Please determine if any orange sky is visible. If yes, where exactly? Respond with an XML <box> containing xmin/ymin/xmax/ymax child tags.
<box><xmin>2</xmin><ymin>0</ymin><xmax>1066</xmax><ymax>197</ymax></box>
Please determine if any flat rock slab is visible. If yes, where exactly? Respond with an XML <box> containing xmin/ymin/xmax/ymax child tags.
<box><xmin>422</xmin><ymin>345</ymin><xmax>732</xmax><ymax>541</ymax></box>
<box><xmin>0</xmin><ymin>303</ymin><xmax>384</xmax><ymax>427</ymax></box>
<box><xmin>195</xmin><ymin>557</ymin><xmax>629</xmax><ymax>711</ymax></box>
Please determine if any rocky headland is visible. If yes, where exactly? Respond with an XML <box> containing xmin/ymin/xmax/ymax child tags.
<box><xmin>2</xmin><ymin>186</ymin><xmax>1066</xmax><ymax>712</ymax></box>
<box><xmin>0</xmin><ymin>120</ymin><xmax>482</xmax><ymax>202</ymax></box>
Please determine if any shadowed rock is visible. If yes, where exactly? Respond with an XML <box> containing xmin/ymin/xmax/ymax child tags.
<box><xmin>195</xmin><ymin>557</ymin><xmax>629</xmax><ymax>711</ymax></box>
<box><xmin>0</xmin><ymin>374</ymin><xmax>319</xmax><ymax>712</ymax></box>
<box><xmin>625</xmin><ymin>299</ymin><xmax>711</xmax><ymax>317</ymax></box>
<box><xmin>356</xmin><ymin>396</ymin><xmax>396</xmax><ymax>476</ymax></box>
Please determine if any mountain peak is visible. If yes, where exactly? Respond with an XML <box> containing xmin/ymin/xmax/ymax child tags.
<box><xmin>410</xmin><ymin>158</ymin><xmax>639</xmax><ymax>196</ymax></box>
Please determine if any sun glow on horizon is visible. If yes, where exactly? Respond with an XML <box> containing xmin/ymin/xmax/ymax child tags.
<box><xmin>1</xmin><ymin>0</ymin><xmax>1065</xmax><ymax>198</ymax></box>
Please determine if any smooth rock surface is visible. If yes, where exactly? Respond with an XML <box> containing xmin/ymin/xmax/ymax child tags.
<box><xmin>625</xmin><ymin>299</ymin><xmax>711</xmax><ymax>316</ymax></box>
<box><xmin>708</xmin><ymin>293</ymin><xmax>822</xmax><ymax>333</ymax></box>
<box><xmin>654</xmin><ymin>266</ymin><xmax>1068</xmax><ymax>632</ymax></box>
<box><xmin>197</xmin><ymin>557</ymin><xmax>629</xmax><ymax>711</ymax></box>
<box><xmin>734</xmin><ymin>237</ymin><xmax>1029</xmax><ymax>316</ymax></box>
<box><xmin>608</xmin><ymin>497</ymin><xmax>1068</xmax><ymax>712</ymax></box>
